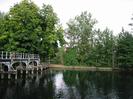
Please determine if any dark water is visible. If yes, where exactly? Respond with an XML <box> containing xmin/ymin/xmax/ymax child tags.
<box><xmin>0</xmin><ymin>70</ymin><xmax>133</xmax><ymax>99</ymax></box>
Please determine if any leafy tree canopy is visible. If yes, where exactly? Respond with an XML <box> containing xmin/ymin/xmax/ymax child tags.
<box><xmin>0</xmin><ymin>0</ymin><xmax>64</xmax><ymax>61</ymax></box>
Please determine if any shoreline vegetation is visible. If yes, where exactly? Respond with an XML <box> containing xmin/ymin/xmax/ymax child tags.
<box><xmin>49</xmin><ymin>64</ymin><xmax>124</xmax><ymax>71</ymax></box>
<box><xmin>49</xmin><ymin>64</ymin><xmax>133</xmax><ymax>72</ymax></box>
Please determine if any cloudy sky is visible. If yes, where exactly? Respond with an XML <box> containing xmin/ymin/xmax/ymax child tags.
<box><xmin>0</xmin><ymin>0</ymin><xmax>133</xmax><ymax>34</ymax></box>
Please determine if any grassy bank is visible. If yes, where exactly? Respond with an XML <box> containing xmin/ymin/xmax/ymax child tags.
<box><xmin>49</xmin><ymin>64</ymin><xmax>114</xmax><ymax>71</ymax></box>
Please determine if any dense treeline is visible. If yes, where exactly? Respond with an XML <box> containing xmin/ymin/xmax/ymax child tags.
<box><xmin>0</xmin><ymin>0</ymin><xmax>64</xmax><ymax>61</ymax></box>
<box><xmin>62</xmin><ymin>12</ymin><xmax>133</xmax><ymax>68</ymax></box>
<box><xmin>0</xmin><ymin>0</ymin><xmax>133</xmax><ymax>68</ymax></box>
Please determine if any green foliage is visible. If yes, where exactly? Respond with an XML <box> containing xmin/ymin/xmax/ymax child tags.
<box><xmin>0</xmin><ymin>12</ymin><xmax>7</xmax><ymax>51</ymax></box>
<box><xmin>4</xmin><ymin>0</ymin><xmax>40</xmax><ymax>52</ymax></box>
<box><xmin>86</xmin><ymin>28</ymin><xmax>115</xmax><ymax>67</ymax></box>
<box><xmin>66</xmin><ymin>11</ymin><xmax>97</xmax><ymax>64</ymax></box>
<box><xmin>66</xmin><ymin>11</ymin><xmax>115</xmax><ymax>67</ymax></box>
<box><xmin>54</xmin><ymin>11</ymin><xmax>133</xmax><ymax>69</ymax></box>
<box><xmin>116</xmin><ymin>29</ymin><xmax>133</xmax><ymax>68</ymax></box>
<box><xmin>64</xmin><ymin>48</ymin><xmax>79</xmax><ymax>66</ymax></box>
<box><xmin>52</xmin><ymin>47</ymin><xmax>65</xmax><ymax>64</ymax></box>
<box><xmin>0</xmin><ymin>0</ymin><xmax>64</xmax><ymax>61</ymax></box>
<box><xmin>39</xmin><ymin>4</ymin><xmax>58</xmax><ymax>58</ymax></box>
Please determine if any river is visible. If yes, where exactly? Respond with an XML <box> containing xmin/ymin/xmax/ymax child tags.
<box><xmin>0</xmin><ymin>69</ymin><xmax>133</xmax><ymax>99</ymax></box>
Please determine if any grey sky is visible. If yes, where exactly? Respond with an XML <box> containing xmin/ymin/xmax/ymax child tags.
<box><xmin>0</xmin><ymin>0</ymin><xmax>133</xmax><ymax>34</ymax></box>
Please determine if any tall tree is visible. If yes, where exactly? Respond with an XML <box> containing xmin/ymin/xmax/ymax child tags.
<box><xmin>0</xmin><ymin>0</ymin><xmax>64</xmax><ymax>61</ymax></box>
<box><xmin>0</xmin><ymin>12</ymin><xmax>7</xmax><ymax>51</ymax></box>
<box><xmin>3</xmin><ymin>0</ymin><xmax>40</xmax><ymax>52</ymax></box>
<box><xmin>116</xmin><ymin>29</ymin><xmax>133</xmax><ymax>68</ymax></box>
<box><xmin>65</xmin><ymin>11</ymin><xmax>116</xmax><ymax>66</ymax></box>
<box><xmin>87</xmin><ymin>28</ymin><xmax>115</xmax><ymax>67</ymax></box>
<box><xmin>39</xmin><ymin>4</ymin><xmax>64</xmax><ymax>59</ymax></box>
<box><xmin>66</xmin><ymin>11</ymin><xmax>97</xmax><ymax>64</ymax></box>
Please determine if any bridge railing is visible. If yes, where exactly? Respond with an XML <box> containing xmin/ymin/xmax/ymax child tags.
<box><xmin>0</xmin><ymin>51</ymin><xmax>40</xmax><ymax>60</ymax></box>
<box><xmin>0</xmin><ymin>52</ymin><xmax>11</xmax><ymax>59</ymax></box>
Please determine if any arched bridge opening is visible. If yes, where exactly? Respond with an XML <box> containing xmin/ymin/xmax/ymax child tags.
<box><xmin>1</xmin><ymin>63</ymin><xmax>8</xmax><ymax>72</ymax></box>
<box><xmin>12</xmin><ymin>62</ymin><xmax>26</xmax><ymax>70</ymax></box>
<box><xmin>29</xmin><ymin>61</ymin><xmax>37</xmax><ymax>66</ymax></box>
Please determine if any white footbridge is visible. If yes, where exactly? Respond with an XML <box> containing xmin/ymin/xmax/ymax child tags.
<box><xmin>0</xmin><ymin>51</ymin><xmax>41</xmax><ymax>72</ymax></box>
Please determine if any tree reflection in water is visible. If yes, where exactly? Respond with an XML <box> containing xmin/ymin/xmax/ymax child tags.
<box><xmin>63</xmin><ymin>71</ymin><xmax>133</xmax><ymax>99</ymax></box>
<box><xmin>0</xmin><ymin>70</ymin><xmax>133</xmax><ymax>99</ymax></box>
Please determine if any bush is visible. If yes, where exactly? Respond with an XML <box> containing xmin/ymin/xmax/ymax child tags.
<box><xmin>64</xmin><ymin>48</ymin><xmax>79</xmax><ymax>66</ymax></box>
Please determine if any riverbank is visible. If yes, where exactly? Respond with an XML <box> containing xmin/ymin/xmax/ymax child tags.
<box><xmin>49</xmin><ymin>64</ymin><xmax>116</xmax><ymax>71</ymax></box>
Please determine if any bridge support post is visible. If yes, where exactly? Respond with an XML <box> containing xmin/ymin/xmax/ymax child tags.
<box><xmin>20</xmin><ymin>70</ymin><xmax>23</xmax><ymax>74</ymax></box>
<box><xmin>15</xmin><ymin>74</ymin><xmax>17</xmax><ymax>79</ymax></box>
<box><xmin>1</xmin><ymin>74</ymin><xmax>4</xmax><ymax>79</ymax></box>
<box><xmin>8</xmin><ymin>74</ymin><xmax>11</xmax><ymax>79</ymax></box>
<box><xmin>31</xmin><ymin>70</ymin><xmax>34</xmax><ymax>74</ymax></box>
<box><xmin>26</xmin><ymin>70</ymin><xmax>28</xmax><ymax>74</ymax></box>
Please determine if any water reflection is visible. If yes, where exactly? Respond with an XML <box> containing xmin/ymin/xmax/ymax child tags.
<box><xmin>54</xmin><ymin>73</ymin><xmax>68</xmax><ymax>98</ymax></box>
<box><xmin>62</xmin><ymin>71</ymin><xmax>119</xmax><ymax>99</ymax></box>
<box><xmin>0</xmin><ymin>70</ymin><xmax>133</xmax><ymax>99</ymax></box>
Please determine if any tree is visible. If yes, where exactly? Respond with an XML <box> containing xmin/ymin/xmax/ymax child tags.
<box><xmin>116</xmin><ymin>29</ymin><xmax>133</xmax><ymax>68</ymax></box>
<box><xmin>0</xmin><ymin>12</ymin><xmax>5</xmax><ymax>19</ymax></box>
<box><xmin>39</xmin><ymin>4</ymin><xmax>65</xmax><ymax>60</ymax></box>
<box><xmin>0</xmin><ymin>0</ymin><xmax>64</xmax><ymax>61</ymax></box>
<box><xmin>66</xmin><ymin>11</ymin><xmax>97</xmax><ymax>64</ymax></box>
<box><xmin>64</xmin><ymin>48</ymin><xmax>79</xmax><ymax>66</ymax></box>
<box><xmin>87</xmin><ymin>28</ymin><xmax>115</xmax><ymax>67</ymax></box>
<box><xmin>2</xmin><ymin>0</ymin><xmax>40</xmax><ymax>52</ymax></box>
<box><xmin>0</xmin><ymin>12</ymin><xmax>8</xmax><ymax>51</ymax></box>
<box><xmin>65</xmin><ymin>11</ymin><xmax>116</xmax><ymax>67</ymax></box>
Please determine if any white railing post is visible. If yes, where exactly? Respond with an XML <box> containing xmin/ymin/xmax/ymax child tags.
<box><xmin>1</xmin><ymin>51</ymin><xmax>3</xmax><ymax>59</ymax></box>
<box><xmin>28</xmin><ymin>54</ymin><xmax>30</xmax><ymax>59</ymax></box>
<box><xmin>23</xmin><ymin>53</ymin><xmax>24</xmax><ymax>59</ymax></box>
<box><xmin>20</xmin><ymin>53</ymin><xmax>22</xmax><ymax>59</ymax></box>
<box><xmin>21</xmin><ymin>53</ymin><xmax>22</xmax><ymax>59</ymax></box>
<box><xmin>33</xmin><ymin>54</ymin><xmax>34</xmax><ymax>59</ymax></box>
